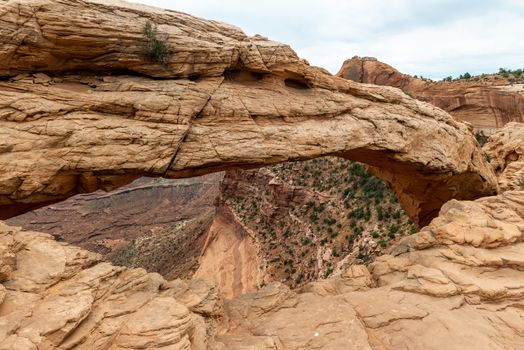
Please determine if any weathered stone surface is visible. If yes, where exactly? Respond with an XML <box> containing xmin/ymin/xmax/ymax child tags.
<box><xmin>338</xmin><ymin>56</ymin><xmax>524</xmax><ymax>131</ymax></box>
<box><xmin>0</xmin><ymin>1</ymin><xmax>522</xmax><ymax>348</ymax></box>
<box><xmin>0</xmin><ymin>221</ymin><xmax>218</xmax><ymax>350</ymax></box>
<box><xmin>484</xmin><ymin>122</ymin><xmax>524</xmax><ymax>191</ymax></box>
<box><xmin>0</xmin><ymin>0</ymin><xmax>497</xmax><ymax>227</ymax></box>
<box><xmin>1</xmin><ymin>190</ymin><xmax>524</xmax><ymax>349</ymax></box>
<box><xmin>214</xmin><ymin>190</ymin><xmax>524</xmax><ymax>350</ymax></box>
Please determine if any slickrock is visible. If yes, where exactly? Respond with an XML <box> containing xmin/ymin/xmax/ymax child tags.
<box><xmin>484</xmin><ymin>122</ymin><xmax>524</xmax><ymax>191</ymax></box>
<box><xmin>213</xmin><ymin>190</ymin><xmax>524</xmax><ymax>350</ymax></box>
<box><xmin>338</xmin><ymin>56</ymin><xmax>524</xmax><ymax>131</ymax></box>
<box><xmin>3</xmin><ymin>190</ymin><xmax>522</xmax><ymax>349</ymax></box>
<box><xmin>0</xmin><ymin>0</ymin><xmax>497</xmax><ymax>227</ymax></box>
<box><xmin>0</xmin><ymin>221</ymin><xmax>220</xmax><ymax>350</ymax></box>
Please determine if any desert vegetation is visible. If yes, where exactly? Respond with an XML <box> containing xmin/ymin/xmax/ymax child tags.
<box><xmin>224</xmin><ymin>157</ymin><xmax>415</xmax><ymax>289</ymax></box>
<box><xmin>142</xmin><ymin>20</ymin><xmax>169</xmax><ymax>64</ymax></box>
<box><xmin>475</xmin><ymin>130</ymin><xmax>489</xmax><ymax>146</ymax></box>
<box><xmin>440</xmin><ymin>67</ymin><xmax>524</xmax><ymax>83</ymax></box>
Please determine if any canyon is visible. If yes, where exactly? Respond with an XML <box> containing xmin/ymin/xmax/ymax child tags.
<box><xmin>0</xmin><ymin>0</ymin><xmax>523</xmax><ymax>349</ymax></box>
<box><xmin>9</xmin><ymin>157</ymin><xmax>415</xmax><ymax>296</ymax></box>
<box><xmin>1</xmin><ymin>122</ymin><xmax>523</xmax><ymax>349</ymax></box>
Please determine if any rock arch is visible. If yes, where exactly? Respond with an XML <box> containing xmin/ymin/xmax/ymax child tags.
<box><xmin>0</xmin><ymin>0</ymin><xmax>497</xmax><ymax>226</ymax></box>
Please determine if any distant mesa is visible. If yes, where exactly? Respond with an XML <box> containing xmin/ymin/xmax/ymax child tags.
<box><xmin>338</xmin><ymin>56</ymin><xmax>524</xmax><ymax>132</ymax></box>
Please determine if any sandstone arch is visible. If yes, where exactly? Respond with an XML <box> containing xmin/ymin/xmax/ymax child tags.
<box><xmin>0</xmin><ymin>0</ymin><xmax>497</xmax><ymax>226</ymax></box>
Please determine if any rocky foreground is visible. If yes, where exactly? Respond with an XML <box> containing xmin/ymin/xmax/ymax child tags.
<box><xmin>1</xmin><ymin>0</ymin><xmax>524</xmax><ymax>349</ymax></box>
<box><xmin>1</xmin><ymin>124</ymin><xmax>523</xmax><ymax>349</ymax></box>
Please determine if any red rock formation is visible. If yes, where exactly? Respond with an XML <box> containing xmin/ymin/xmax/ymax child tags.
<box><xmin>338</xmin><ymin>56</ymin><xmax>524</xmax><ymax>131</ymax></box>
<box><xmin>2</xmin><ymin>186</ymin><xmax>523</xmax><ymax>349</ymax></box>
<box><xmin>0</xmin><ymin>1</ymin><xmax>523</xmax><ymax>349</ymax></box>
<box><xmin>484</xmin><ymin>122</ymin><xmax>524</xmax><ymax>191</ymax></box>
<box><xmin>0</xmin><ymin>1</ymin><xmax>497</xmax><ymax>228</ymax></box>
<box><xmin>7</xmin><ymin>175</ymin><xmax>223</xmax><ymax>279</ymax></box>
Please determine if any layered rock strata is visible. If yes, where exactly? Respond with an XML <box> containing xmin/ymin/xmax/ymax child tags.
<box><xmin>0</xmin><ymin>0</ymin><xmax>497</xmax><ymax>227</ymax></box>
<box><xmin>484</xmin><ymin>122</ymin><xmax>524</xmax><ymax>191</ymax></box>
<box><xmin>338</xmin><ymin>56</ymin><xmax>524</xmax><ymax>131</ymax></box>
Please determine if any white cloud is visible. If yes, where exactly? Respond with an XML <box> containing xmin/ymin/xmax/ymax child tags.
<box><xmin>132</xmin><ymin>0</ymin><xmax>524</xmax><ymax>79</ymax></box>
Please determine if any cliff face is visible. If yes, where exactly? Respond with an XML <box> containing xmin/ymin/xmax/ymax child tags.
<box><xmin>7</xmin><ymin>174</ymin><xmax>223</xmax><ymax>279</ymax></box>
<box><xmin>338</xmin><ymin>56</ymin><xmax>524</xmax><ymax>131</ymax></box>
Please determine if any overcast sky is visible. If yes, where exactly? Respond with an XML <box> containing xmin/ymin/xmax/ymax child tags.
<box><xmin>133</xmin><ymin>0</ymin><xmax>524</xmax><ymax>80</ymax></box>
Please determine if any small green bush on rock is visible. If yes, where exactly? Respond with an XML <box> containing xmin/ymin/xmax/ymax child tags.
<box><xmin>143</xmin><ymin>20</ymin><xmax>169</xmax><ymax>64</ymax></box>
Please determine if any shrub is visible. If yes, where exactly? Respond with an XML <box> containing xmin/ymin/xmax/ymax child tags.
<box><xmin>323</xmin><ymin>266</ymin><xmax>334</xmax><ymax>278</ymax></box>
<box><xmin>475</xmin><ymin>130</ymin><xmax>488</xmax><ymax>146</ymax></box>
<box><xmin>389</xmin><ymin>224</ymin><xmax>400</xmax><ymax>235</ymax></box>
<box><xmin>518</xmin><ymin>176</ymin><xmax>524</xmax><ymax>190</ymax></box>
<box><xmin>143</xmin><ymin>20</ymin><xmax>169</xmax><ymax>64</ymax></box>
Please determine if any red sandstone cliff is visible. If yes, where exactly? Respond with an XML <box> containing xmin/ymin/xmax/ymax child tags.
<box><xmin>337</xmin><ymin>56</ymin><xmax>524</xmax><ymax>132</ymax></box>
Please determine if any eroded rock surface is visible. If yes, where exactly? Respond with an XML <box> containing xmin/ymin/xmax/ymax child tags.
<box><xmin>338</xmin><ymin>56</ymin><xmax>524</xmax><ymax>131</ymax></box>
<box><xmin>0</xmin><ymin>0</ymin><xmax>497</xmax><ymax>227</ymax></box>
<box><xmin>484</xmin><ymin>122</ymin><xmax>524</xmax><ymax>192</ymax></box>
<box><xmin>0</xmin><ymin>221</ymin><xmax>222</xmax><ymax>350</ymax></box>
<box><xmin>214</xmin><ymin>190</ymin><xmax>524</xmax><ymax>349</ymax></box>
<box><xmin>2</xmin><ymin>190</ymin><xmax>523</xmax><ymax>349</ymax></box>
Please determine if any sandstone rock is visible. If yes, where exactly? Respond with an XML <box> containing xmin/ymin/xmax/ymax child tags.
<box><xmin>338</xmin><ymin>56</ymin><xmax>524</xmax><ymax>131</ymax></box>
<box><xmin>193</xmin><ymin>205</ymin><xmax>262</xmax><ymax>298</ymax></box>
<box><xmin>0</xmin><ymin>1</ymin><xmax>522</xmax><ymax>349</ymax></box>
<box><xmin>167</xmin><ymin>278</ymin><xmax>223</xmax><ymax>317</ymax></box>
<box><xmin>0</xmin><ymin>221</ymin><xmax>209</xmax><ymax>350</ymax></box>
<box><xmin>300</xmin><ymin>264</ymin><xmax>375</xmax><ymax>296</ymax></box>
<box><xmin>484</xmin><ymin>122</ymin><xmax>524</xmax><ymax>191</ymax></box>
<box><xmin>215</xmin><ymin>190</ymin><xmax>524</xmax><ymax>349</ymax></box>
<box><xmin>0</xmin><ymin>0</ymin><xmax>497</xmax><ymax>227</ymax></box>
<box><xmin>1</xmin><ymin>190</ymin><xmax>523</xmax><ymax>349</ymax></box>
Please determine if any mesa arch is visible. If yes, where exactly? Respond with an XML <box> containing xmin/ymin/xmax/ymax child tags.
<box><xmin>0</xmin><ymin>0</ymin><xmax>497</xmax><ymax>227</ymax></box>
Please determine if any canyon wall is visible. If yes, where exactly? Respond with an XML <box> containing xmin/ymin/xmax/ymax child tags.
<box><xmin>338</xmin><ymin>56</ymin><xmax>524</xmax><ymax>131</ymax></box>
